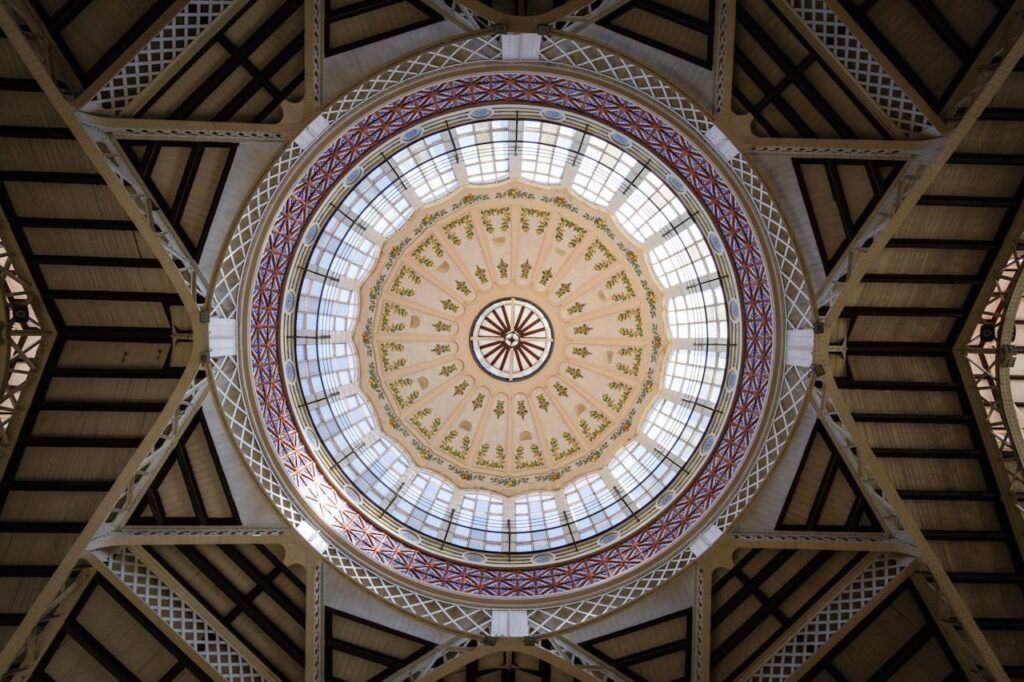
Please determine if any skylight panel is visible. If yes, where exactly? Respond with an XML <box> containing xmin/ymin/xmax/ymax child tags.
<box><xmin>519</xmin><ymin>120</ymin><xmax>576</xmax><ymax>184</ymax></box>
<box><xmin>392</xmin><ymin>132</ymin><xmax>459</xmax><ymax>203</ymax></box>
<box><xmin>454</xmin><ymin>120</ymin><xmax>511</xmax><ymax>184</ymax></box>
<box><xmin>642</xmin><ymin>398</ymin><xmax>695</xmax><ymax>451</ymax></box>
<box><xmin>330</xmin><ymin>227</ymin><xmax>378</xmax><ymax>281</ymax></box>
<box><xmin>667</xmin><ymin>286</ymin><xmax>727</xmax><ymax>342</ymax></box>
<box><xmin>647</xmin><ymin>221</ymin><xmax>707</xmax><ymax>290</ymax></box>
<box><xmin>615</xmin><ymin>170</ymin><xmax>688</xmax><ymax>243</ymax></box>
<box><xmin>564</xmin><ymin>474</ymin><xmax>627</xmax><ymax>537</ymax></box>
<box><xmin>295</xmin><ymin>338</ymin><xmax>358</xmax><ymax>402</ymax></box>
<box><xmin>572</xmin><ymin>135</ymin><xmax>639</xmax><ymax>206</ymax></box>
<box><xmin>309</xmin><ymin>391</ymin><xmax>375</xmax><ymax>457</ymax></box>
<box><xmin>328</xmin><ymin>391</ymin><xmax>376</xmax><ymax>446</ymax></box>
<box><xmin>346</xmin><ymin>438</ymin><xmax>409</xmax><ymax>507</ymax></box>
<box><xmin>392</xmin><ymin>471</ymin><xmax>453</xmax><ymax>536</ymax></box>
<box><xmin>450</xmin><ymin>492</ymin><xmax>505</xmax><ymax>551</ymax></box>
<box><xmin>511</xmin><ymin>492</ymin><xmax>567</xmax><ymax>552</ymax></box>
<box><xmin>641</xmin><ymin>398</ymin><xmax>709</xmax><ymax>464</ymax></box>
<box><xmin>296</xmin><ymin>277</ymin><xmax>358</xmax><ymax>335</ymax></box>
<box><xmin>665</xmin><ymin>347</ymin><xmax>726</xmax><ymax>405</ymax></box>
<box><xmin>609</xmin><ymin>441</ymin><xmax>674</xmax><ymax>508</ymax></box>
<box><xmin>359</xmin><ymin>182</ymin><xmax>412</xmax><ymax>237</ymax></box>
<box><xmin>334</xmin><ymin>166</ymin><xmax>414</xmax><ymax>238</ymax></box>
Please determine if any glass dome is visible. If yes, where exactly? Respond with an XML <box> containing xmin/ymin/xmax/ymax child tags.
<box><xmin>282</xmin><ymin>111</ymin><xmax>739</xmax><ymax>563</ymax></box>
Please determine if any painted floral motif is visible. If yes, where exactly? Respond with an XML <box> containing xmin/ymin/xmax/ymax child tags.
<box><xmin>356</xmin><ymin>188</ymin><xmax>664</xmax><ymax>487</ymax></box>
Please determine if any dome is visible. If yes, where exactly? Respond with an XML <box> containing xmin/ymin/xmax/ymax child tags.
<box><xmin>225</xmin><ymin>57</ymin><xmax>792</xmax><ymax>607</ymax></box>
<box><xmin>282</xmin><ymin>113</ymin><xmax>738</xmax><ymax>563</ymax></box>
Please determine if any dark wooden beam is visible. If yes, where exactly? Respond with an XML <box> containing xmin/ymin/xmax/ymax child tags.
<box><xmin>326</xmin><ymin>0</ymin><xmax>404</xmax><ymax>22</ymax></box>
<box><xmin>918</xmin><ymin>194</ymin><xmax>1019</xmax><ymax>208</ymax></box>
<box><xmin>836</xmin><ymin>378</ymin><xmax>959</xmax><ymax>391</ymax></box>
<box><xmin>712</xmin><ymin>550</ymin><xmax>795</xmax><ymax>626</ymax></box>
<box><xmin>583</xmin><ymin>609</ymin><xmax>690</xmax><ymax>646</ymax></box>
<box><xmin>861</xmin><ymin>273</ymin><xmax>978</xmax><ymax>284</ymax></box>
<box><xmin>0</xmin><ymin>564</ymin><xmax>57</xmax><ymax>577</ymax></box>
<box><xmin>597</xmin><ymin>0</ymin><xmax>712</xmax><ymax>68</ymax></box>
<box><xmin>38</xmin><ymin>400</ymin><xmax>166</xmax><ymax>412</ymax></box>
<box><xmin>19</xmin><ymin>218</ymin><xmax>138</xmax><ymax>231</ymax></box>
<box><xmin>948</xmin><ymin>152</ymin><xmax>1024</xmax><ymax>166</ymax></box>
<box><xmin>628</xmin><ymin>0</ymin><xmax>711</xmax><ymax>33</ymax></box>
<box><xmin>178</xmin><ymin>546</ymin><xmax>304</xmax><ymax>663</ymax></box>
<box><xmin>325</xmin><ymin>607</ymin><xmax>432</xmax><ymax>649</ymax></box>
<box><xmin>48</xmin><ymin>367</ymin><xmax>181</xmax><ymax>379</ymax></box>
<box><xmin>947</xmin><ymin>571</ymin><xmax>1024</xmax><ymax>584</ymax></box>
<box><xmin>64</xmin><ymin>620</ymin><xmax>140</xmax><ymax>681</ymax></box>
<box><xmin>0</xmin><ymin>126</ymin><xmax>74</xmax><ymax>139</ymax></box>
<box><xmin>325</xmin><ymin>636</ymin><xmax>403</xmax><ymax>668</ymax></box>
<box><xmin>36</xmin><ymin>255</ymin><xmax>163</xmax><ymax>269</ymax></box>
<box><xmin>840</xmin><ymin>306</ymin><xmax>965</xmax><ymax>318</ymax></box>
<box><xmin>907</xmin><ymin>0</ymin><xmax>971</xmax><ymax>59</ymax></box>
<box><xmin>168</xmin><ymin>0</ymin><xmax>302</xmax><ymax>121</ymax></box>
<box><xmin>851</xmin><ymin>412</ymin><xmax>972</xmax><ymax>424</ymax></box>
<box><xmin>24</xmin><ymin>435</ymin><xmax>142</xmax><ymax>448</ymax></box>
<box><xmin>49</xmin><ymin>0</ymin><xmax>91</xmax><ymax>32</ymax></box>
<box><xmin>898</xmin><ymin>489</ymin><xmax>997</xmax><ymax>502</ymax></box>
<box><xmin>921</xmin><ymin>529</ymin><xmax>1009</xmax><ymax>542</ymax></box>
<box><xmin>325</xmin><ymin>15</ymin><xmax>441</xmax><ymax>55</ymax></box>
<box><xmin>220</xmin><ymin>546</ymin><xmax>303</xmax><ymax>623</ymax></box>
<box><xmin>974</xmin><ymin>617</ymin><xmax>1024</xmax><ymax>630</ymax></box>
<box><xmin>806</xmin><ymin>449</ymin><xmax>842</xmax><ymax>530</ymax></box>
<box><xmin>0</xmin><ymin>170</ymin><xmax>104</xmax><ymax>184</ymax></box>
<box><xmin>865</xmin><ymin>622</ymin><xmax>933</xmax><ymax>682</ymax></box>
<box><xmin>845</xmin><ymin>342</ymin><xmax>948</xmax><ymax>356</ymax></box>
<box><xmin>47</xmin><ymin>289</ymin><xmax>182</xmax><ymax>304</ymax></box>
<box><xmin>0</xmin><ymin>78</ymin><xmax>42</xmax><ymax>92</ymax></box>
<box><xmin>872</xmin><ymin>448</ymin><xmax>984</xmax><ymax>459</ymax></box>
<box><xmin>7</xmin><ymin>479</ymin><xmax>113</xmax><ymax>492</ymax></box>
<box><xmin>60</xmin><ymin>326</ymin><xmax>172</xmax><ymax>343</ymax></box>
<box><xmin>0</xmin><ymin>521</ymin><xmax>86</xmax><ymax>533</ymax></box>
<box><xmin>887</xmin><ymin>238</ymin><xmax>994</xmax><ymax>250</ymax></box>
<box><xmin>614</xmin><ymin>638</ymin><xmax>689</xmax><ymax>668</ymax></box>
<box><xmin>94</xmin><ymin>579</ymin><xmax>213</xmax><ymax>682</ymax></box>
<box><xmin>978</xmin><ymin>107</ymin><xmax>1024</xmax><ymax>121</ymax></box>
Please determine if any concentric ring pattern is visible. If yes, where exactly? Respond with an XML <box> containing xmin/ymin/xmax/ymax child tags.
<box><xmin>470</xmin><ymin>297</ymin><xmax>552</xmax><ymax>382</ymax></box>
<box><xmin>248</xmin><ymin>72</ymin><xmax>776</xmax><ymax>596</ymax></box>
<box><xmin>289</xmin><ymin>149</ymin><xmax>728</xmax><ymax>556</ymax></box>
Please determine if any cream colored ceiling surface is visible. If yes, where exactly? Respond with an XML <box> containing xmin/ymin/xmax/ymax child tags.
<box><xmin>359</xmin><ymin>184</ymin><xmax>665</xmax><ymax>492</ymax></box>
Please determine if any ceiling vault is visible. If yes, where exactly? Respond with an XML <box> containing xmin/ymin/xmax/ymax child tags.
<box><xmin>0</xmin><ymin>0</ymin><xmax>1021</xmax><ymax>679</ymax></box>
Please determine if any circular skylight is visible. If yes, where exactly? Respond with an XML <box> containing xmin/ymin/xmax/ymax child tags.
<box><xmin>283</xmin><ymin>113</ymin><xmax>739</xmax><ymax>562</ymax></box>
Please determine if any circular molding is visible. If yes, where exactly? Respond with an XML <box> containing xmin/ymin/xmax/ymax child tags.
<box><xmin>209</xmin><ymin>34</ymin><xmax>813</xmax><ymax>633</ymax></box>
<box><xmin>470</xmin><ymin>297</ymin><xmax>554</xmax><ymax>382</ymax></box>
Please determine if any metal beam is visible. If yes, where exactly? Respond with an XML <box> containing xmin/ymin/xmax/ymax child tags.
<box><xmin>89</xmin><ymin>547</ymin><xmax>265</xmax><ymax>680</ymax></box>
<box><xmin>305</xmin><ymin>560</ymin><xmax>322</xmax><ymax>682</ymax></box>
<box><xmin>815</xmin><ymin>387</ymin><xmax>1012</xmax><ymax>681</ymax></box>
<box><xmin>0</xmin><ymin>4</ymin><xmax>207</xmax><ymax>317</ymax></box>
<box><xmin>742</xmin><ymin>554</ymin><xmax>913</xmax><ymax>680</ymax></box>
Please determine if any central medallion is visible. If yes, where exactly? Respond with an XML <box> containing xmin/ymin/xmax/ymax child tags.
<box><xmin>471</xmin><ymin>298</ymin><xmax>553</xmax><ymax>381</ymax></box>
